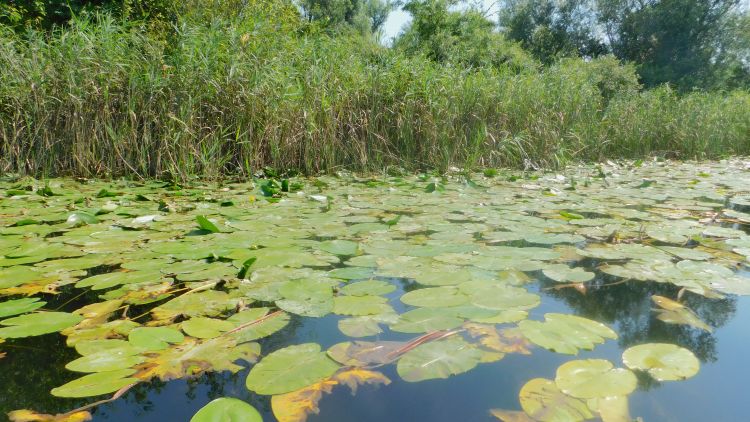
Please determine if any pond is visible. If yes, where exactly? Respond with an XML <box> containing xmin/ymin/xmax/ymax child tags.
<box><xmin>1</xmin><ymin>159</ymin><xmax>749</xmax><ymax>422</ymax></box>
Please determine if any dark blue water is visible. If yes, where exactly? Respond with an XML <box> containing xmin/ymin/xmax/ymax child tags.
<box><xmin>4</xmin><ymin>271</ymin><xmax>747</xmax><ymax>421</ymax></box>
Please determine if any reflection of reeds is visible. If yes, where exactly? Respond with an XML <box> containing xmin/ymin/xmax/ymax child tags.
<box><xmin>1</xmin><ymin>15</ymin><xmax>748</xmax><ymax>179</ymax></box>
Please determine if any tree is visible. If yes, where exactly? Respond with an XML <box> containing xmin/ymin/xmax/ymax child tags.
<box><xmin>499</xmin><ymin>0</ymin><xmax>607</xmax><ymax>64</ymax></box>
<box><xmin>395</xmin><ymin>0</ymin><xmax>538</xmax><ymax>71</ymax></box>
<box><xmin>598</xmin><ymin>0</ymin><xmax>742</xmax><ymax>90</ymax></box>
<box><xmin>300</xmin><ymin>0</ymin><xmax>395</xmax><ymax>33</ymax></box>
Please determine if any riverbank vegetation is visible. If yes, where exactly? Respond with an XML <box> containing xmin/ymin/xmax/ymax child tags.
<box><xmin>1</xmin><ymin>0</ymin><xmax>748</xmax><ymax>178</ymax></box>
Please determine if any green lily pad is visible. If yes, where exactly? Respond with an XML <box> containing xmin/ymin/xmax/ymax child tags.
<box><xmin>245</xmin><ymin>343</ymin><xmax>340</xmax><ymax>395</ymax></box>
<box><xmin>0</xmin><ymin>312</ymin><xmax>84</xmax><ymax>338</ymax></box>
<box><xmin>65</xmin><ymin>350</ymin><xmax>146</xmax><ymax>373</ymax></box>
<box><xmin>400</xmin><ymin>286</ymin><xmax>470</xmax><ymax>308</ymax></box>
<box><xmin>319</xmin><ymin>239</ymin><xmax>359</xmax><ymax>256</ymax></box>
<box><xmin>396</xmin><ymin>337</ymin><xmax>482</xmax><ymax>382</ymax></box>
<box><xmin>332</xmin><ymin>295</ymin><xmax>392</xmax><ymax>316</ymax></box>
<box><xmin>128</xmin><ymin>327</ymin><xmax>185</xmax><ymax>351</ymax></box>
<box><xmin>389</xmin><ymin>307</ymin><xmax>464</xmax><ymax>333</ymax></box>
<box><xmin>555</xmin><ymin>359</ymin><xmax>637</xmax><ymax>399</ymax></box>
<box><xmin>51</xmin><ymin>369</ymin><xmax>138</xmax><ymax>398</ymax></box>
<box><xmin>181</xmin><ymin>317</ymin><xmax>235</xmax><ymax>339</ymax></box>
<box><xmin>196</xmin><ymin>215</ymin><xmax>221</xmax><ymax>233</ymax></box>
<box><xmin>0</xmin><ymin>298</ymin><xmax>46</xmax><ymax>318</ymax></box>
<box><xmin>191</xmin><ymin>398</ymin><xmax>262</xmax><ymax>422</ymax></box>
<box><xmin>542</xmin><ymin>264</ymin><xmax>595</xmax><ymax>283</ymax></box>
<box><xmin>339</xmin><ymin>279</ymin><xmax>395</xmax><ymax>296</ymax></box>
<box><xmin>519</xmin><ymin>378</ymin><xmax>593</xmax><ymax>422</ymax></box>
<box><xmin>622</xmin><ymin>343</ymin><xmax>700</xmax><ymax>381</ymax></box>
<box><xmin>518</xmin><ymin>313</ymin><xmax>617</xmax><ymax>355</ymax></box>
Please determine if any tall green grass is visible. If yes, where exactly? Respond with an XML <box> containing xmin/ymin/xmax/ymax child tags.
<box><xmin>0</xmin><ymin>15</ymin><xmax>748</xmax><ymax>179</ymax></box>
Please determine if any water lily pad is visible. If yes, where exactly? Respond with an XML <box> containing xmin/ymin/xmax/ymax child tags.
<box><xmin>519</xmin><ymin>378</ymin><xmax>593</xmax><ymax>422</ymax></box>
<box><xmin>339</xmin><ymin>279</ymin><xmax>395</xmax><ymax>296</ymax></box>
<box><xmin>191</xmin><ymin>398</ymin><xmax>262</xmax><ymax>422</ymax></box>
<box><xmin>333</xmin><ymin>295</ymin><xmax>392</xmax><ymax>316</ymax></box>
<box><xmin>555</xmin><ymin>359</ymin><xmax>637</xmax><ymax>399</ymax></box>
<box><xmin>245</xmin><ymin>343</ymin><xmax>340</xmax><ymax>395</ymax></box>
<box><xmin>0</xmin><ymin>312</ymin><xmax>84</xmax><ymax>338</ymax></box>
<box><xmin>128</xmin><ymin>327</ymin><xmax>184</xmax><ymax>351</ymax></box>
<box><xmin>0</xmin><ymin>298</ymin><xmax>46</xmax><ymax>318</ymax></box>
<box><xmin>389</xmin><ymin>307</ymin><xmax>464</xmax><ymax>333</ymax></box>
<box><xmin>542</xmin><ymin>264</ymin><xmax>595</xmax><ymax>283</ymax></box>
<box><xmin>622</xmin><ymin>343</ymin><xmax>700</xmax><ymax>381</ymax></box>
<box><xmin>319</xmin><ymin>239</ymin><xmax>359</xmax><ymax>256</ymax></box>
<box><xmin>652</xmin><ymin>295</ymin><xmax>712</xmax><ymax>332</ymax></box>
<box><xmin>51</xmin><ymin>369</ymin><xmax>138</xmax><ymax>398</ymax></box>
<box><xmin>400</xmin><ymin>286</ymin><xmax>470</xmax><ymax>308</ymax></box>
<box><xmin>65</xmin><ymin>351</ymin><xmax>146</xmax><ymax>373</ymax></box>
<box><xmin>338</xmin><ymin>316</ymin><xmax>384</xmax><ymax>337</ymax></box>
<box><xmin>518</xmin><ymin>313</ymin><xmax>617</xmax><ymax>355</ymax></box>
<box><xmin>181</xmin><ymin>317</ymin><xmax>235</xmax><ymax>339</ymax></box>
<box><xmin>396</xmin><ymin>337</ymin><xmax>482</xmax><ymax>382</ymax></box>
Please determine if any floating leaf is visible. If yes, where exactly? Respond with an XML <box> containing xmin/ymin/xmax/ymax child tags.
<box><xmin>622</xmin><ymin>343</ymin><xmax>700</xmax><ymax>381</ymax></box>
<box><xmin>554</xmin><ymin>359</ymin><xmax>637</xmax><ymax>399</ymax></box>
<box><xmin>519</xmin><ymin>378</ymin><xmax>592</xmax><ymax>422</ymax></box>
<box><xmin>135</xmin><ymin>337</ymin><xmax>259</xmax><ymax>381</ymax></box>
<box><xmin>518</xmin><ymin>313</ymin><xmax>617</xmax><ymax>355</ymax></box>
<box><xmin>51</xmin><ymin>369</ymin><xmax>138</xmax><ymax>398</ymax></box>
<box><xmin>542</xmin><ymin>264</ymin><xmax>595</xmax><ymax>283</ymax></box>
<box><xmin>489</xmin><ymin>409</ymin><xmax>534</xmax><ymax>422</ymax></box>
<box><xmin>652</xmin><ymin>295</ymin><xmax>712</xmax><ymax>332</ymax></box>
<box><xmin>66</xmin><ymin>212</ymin><xmax>99</xmax><ymax>227</ymax></box>
<box><xmin>396</xmin><ymin>337</ymin><xmax>482</xmax><ymax>382</ymax></box>
<box><xmin>338</xmin><ymin>279</ymin><xmax>394</xmax><ymax>296</ymax></box>
<box><xmin>65</xmin><ymin>350</ymin><xmax>146</xmax><ymax>373</ymax></box>
<box><xmin>128</xmin><ymin>327</ymin><xmax>184</xmax><ymax>351</ymax></box>
<box><xmin>0</xmin><ymin>298</ymin><xmax>46</xmax><ymax>318</ymax></box>
<box><xmin>8</xmin><ymin>409</ymin><xmax>92</xmax><ymax>422</ymax></box>
<box><xmin>181</xmin><ymin>317</ymin><xmax>235</xmax><ymax>339</ymax></box>
<box><xmin>318</xmin><ymin>240</ymin><xmax>359</xmax><ymax>256</ymax></box>
<box><xmin>400</xmin><ymin>286</ymin><xmax>469</xmax><ymax>308</ymax></box>
<box><xmin>587</xmin><ymin>396</ymin><xmax>632</xmax><ymax>422</ymax></box>
<box><xmin>227</xmin><ymin>309</ymin><xmax>290</xmax><ymax>343</ymax></box>
<box><xmin>389</xmin><ymin>307</ymin><xmax>464</xmax><ymax>333</ymax></box>
<box><xmin>196</xmin><ymin>216</ymin><xmax>221</xmax><ymax>233</ymax></box>
<box><xmin>246</xmin><ymin>343</ymin><xmax>340</xmax><ymax>395</ymax></box>
<box><xmin>332</xmin><ymin>295</ymin><xmax>392</xmax><ymax>316</ymax></box>
<box><xmin>271</xmin><ymin>369</ymin><xmax>390</xmax><ymax>422</ymax></box>
<box><xmin>190</xmin><ymin>398</ymin><xmax>262</xmax><ymax>422</ymax></box>
<box><xmin>327</xmin><ymin>340</ymin><xmax>405</xmax><ymax>366</ymax></box>
<box><xmin>0</xmin><ymin>312</ymin><xmax>84</xmax><ymax>338</ymax></box>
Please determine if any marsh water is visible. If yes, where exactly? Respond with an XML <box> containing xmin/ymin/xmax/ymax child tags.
<box><xmin>1</xmin><ymin>160</ymin><xmax>750</xmax><ymax>421</ymax></box>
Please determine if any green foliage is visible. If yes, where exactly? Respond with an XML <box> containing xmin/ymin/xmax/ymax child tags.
<box><xmin>396</xmin><ymin>0</ymin><xmax>539</xmax><ymax>71</ymax></box>
<box><xmin>499</xmin><ymin>0</ymin><xmax>606</xmax><ymax>64</ymax></box>
<box><xmin>0</xmin><ymin>2</ymin><xmax>748</xmax><ymax>178</ymax></box>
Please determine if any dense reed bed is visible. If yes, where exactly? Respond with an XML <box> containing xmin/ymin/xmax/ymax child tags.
<box><xmin>1</xmin><ymin>14</ymin><xmax>748</xmax><ymax>178</ymax></box>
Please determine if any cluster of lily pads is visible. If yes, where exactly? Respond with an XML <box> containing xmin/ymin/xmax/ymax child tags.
<box><xmin>0</xmin><ymin>159</ymin><xmax>749</xmax><ymax>422</ymax></box>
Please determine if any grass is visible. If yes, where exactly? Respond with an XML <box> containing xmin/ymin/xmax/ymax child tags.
<box><xmin>0</xmin><ymin>14</ymin><xmax>748</xmax><ymax>179</ymax></box>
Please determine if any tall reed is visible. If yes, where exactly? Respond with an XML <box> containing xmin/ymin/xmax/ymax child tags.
<box><xmin>0</xmin><ymin>16</ymin><xmax>748</xmax><ymax>179</ymax></box>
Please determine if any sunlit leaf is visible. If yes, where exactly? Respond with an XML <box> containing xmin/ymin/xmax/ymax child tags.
<box><xmin>7</xmin><ymin>409</ymin><xmax>92</xmax><ymax>422</ymax></box>
<box><xmin>396</xmin><ymin>337</ymin><xmax>482</xmax><ymax>382</ymax></box>
<box><xmin>519</xmin><ymin>378</ymin><xmax>593</xmax><ymax>422</ymax></box>
<box><xmin>190</xmin><ymin>398</ymin><xmax>262</xmax><ymax>422</ymax></box>
<box><xmin>0</xmin><ymin>312</ymin><xmax>84</xmax><ymax>338</ymax></box>
<box><xmin>271</xmin><ymin>369</ymin><xmax>390</xmax><ymax>422</ymax></box>
<box><xmin>554</xmin><ymin>359</ymin><xmax>636</xmax><ymax>399</ymax></box>
<box><xmin>51</xmin><ymin>369</ymin><xmax>138</xmax><ymax>398</ymax></box>
<box><xmin>246</xmin><ymin>343</ymin><xmax>340</xmax><ymax>395</ymax></box>
<box><xmin>518</xmin><ymin>313</ymin><xmax>617</xmax><ymax>355</ymax></box>
<box><xmin>622</xmin><ymin>343</ymin><xmax>700</xmax><ymax>381</ymax></box>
